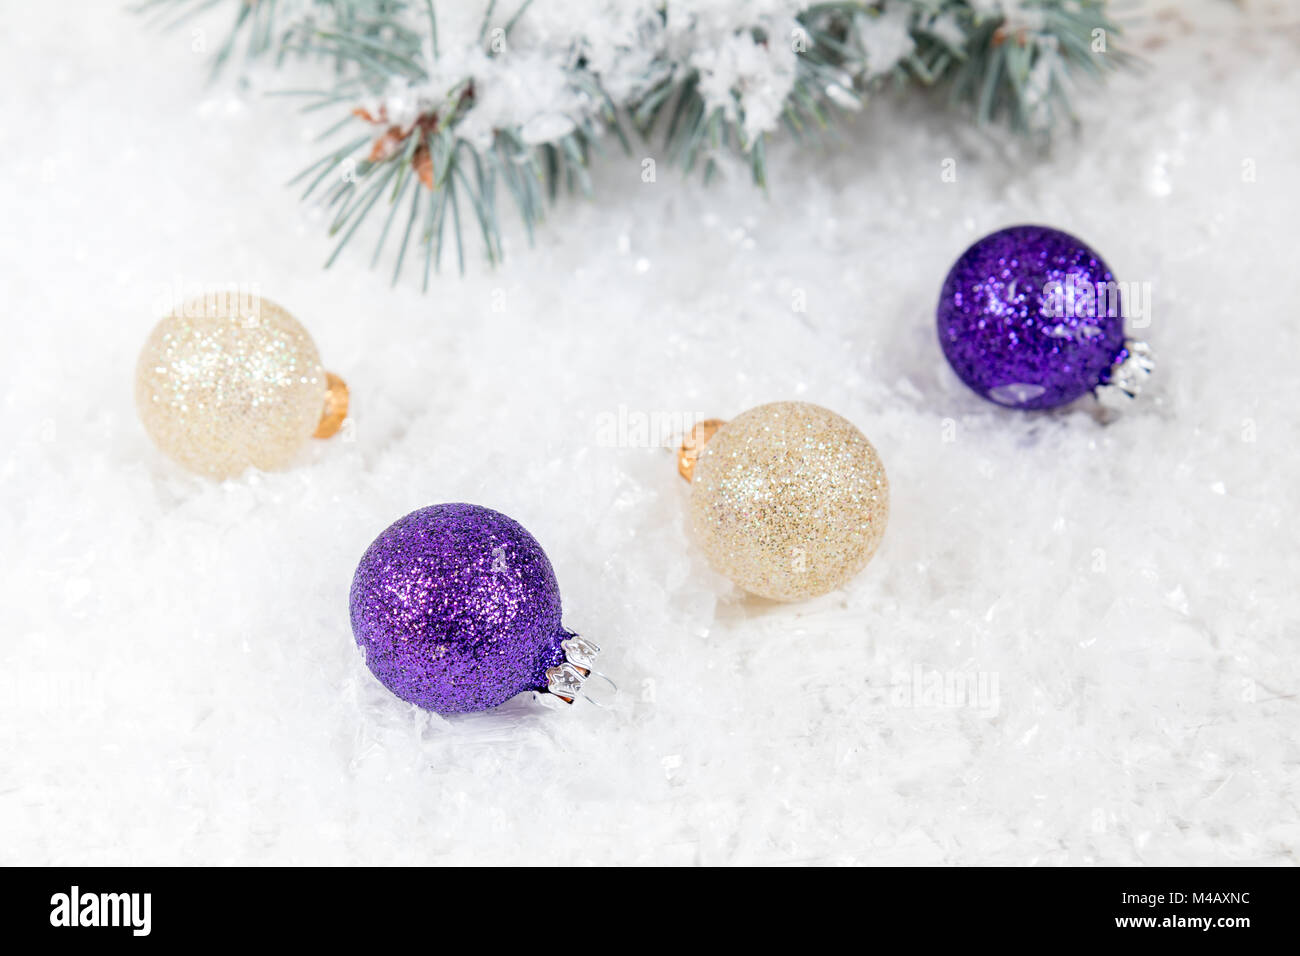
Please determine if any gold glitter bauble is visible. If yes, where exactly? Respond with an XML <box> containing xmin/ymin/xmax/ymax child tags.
<box><xmin>686</xmin><ymin>401</ymin><xmax>889</xmax><ymax>602</ymax></box>
<box><xmin>135</xmin><ymin>296</ymin><xmax>339</xmax><ymax>478</ymax></box>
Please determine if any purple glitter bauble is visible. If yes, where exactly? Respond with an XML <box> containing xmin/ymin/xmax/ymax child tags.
<box><xmin>349</xmin><ymin>503</ymin><xmax>571</xmax><ymax>714</ymax></box>
<box><xmin>936</xmin><ymin>225</ymin><xmax>1126</xmax><ymax>409</ymax></box>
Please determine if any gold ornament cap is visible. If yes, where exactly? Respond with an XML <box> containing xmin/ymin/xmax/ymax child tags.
<box><xmin>678</xmin><ymin>418</ymin><xmax>726</xmax><ymax>482</ymax></box>
<box><xmin>683</xmin><ymin>401</ymin><xmax>889</xmax><ymax>602</ymax></box>
<box><xmin>314</xmin><ymin>371</ymin><xmax>350</xmax><ymax>439</ymax></box>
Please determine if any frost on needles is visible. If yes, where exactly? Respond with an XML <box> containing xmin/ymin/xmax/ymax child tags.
<box><xmin>143</xmin><ymin>0</ymin><xmax>1129</xmax><ymax>282</ymax></box>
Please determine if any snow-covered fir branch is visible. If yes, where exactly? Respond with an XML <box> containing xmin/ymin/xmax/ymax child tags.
<box><xmin>145</xmin><ymin>0</ymin><xmax>1129</xmax><ymax>282</ymax></box>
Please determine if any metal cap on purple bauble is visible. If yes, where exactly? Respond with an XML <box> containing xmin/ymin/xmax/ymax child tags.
<box><xmin>349</xmin><ymin>503</ymin><xmax>601</xmax><ymax>714</ymax></box>
<box><xmin>936</xmin><ymin>225</ymin><xmax>1153</xmax><ymax>410</ymax></box>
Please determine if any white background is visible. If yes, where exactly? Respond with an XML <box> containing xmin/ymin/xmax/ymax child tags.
<box><xmin>2</xmin><ymin>1</ymin><xmax>1297</xmax><ymax>865</ymax></box>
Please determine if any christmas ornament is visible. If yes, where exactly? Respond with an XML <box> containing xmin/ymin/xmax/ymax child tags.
<box><xmin>936</xmin><ymin>225</ymin><xmax>1154</xmax><ymax>410</ymax></box>
<box><xmin>135</xmin><ymin>295</ymin><xmax>348</xmax><ymax>478</ymax></box>
<box><xmin>350</xmin><ymin>503</ymin><xmax>605</xmax><ymax>714</ymax></box>
<box><xmin>678</xmin><ymin>402</ymin><xmax>889</xmax><ymax>602</ymax></box>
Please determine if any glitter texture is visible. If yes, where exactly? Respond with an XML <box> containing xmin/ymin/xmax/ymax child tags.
<box><xmin>936</xmin><ymin>225</ymin><xmax>1126</xmax><ymax>409</ymax></box>
<box><xmin>349</xmin><ymin>503</ymin><xmax>572</xmax><ymax>714</ymax></box>
<box><xmin>135</xmin><ymin>296</ymin><xmax>327</xmax><ymax>478</ymax></box>
<box><xmin>688</xmin><ymin>402</ymin><xmax>889</xmax><ymax>602</ymax></box>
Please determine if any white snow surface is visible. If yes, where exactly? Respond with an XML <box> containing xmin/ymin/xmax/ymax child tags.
<box><xmin>1</xmin><ymin>1</ymin><xmax>1298</xmax><ymax>865</ymax></box>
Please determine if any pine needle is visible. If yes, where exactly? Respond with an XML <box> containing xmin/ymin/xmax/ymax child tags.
<box><xmin>146</xmin><ymin>0</ymin><xmax>1131</xmax><ymax>282</ymax></box>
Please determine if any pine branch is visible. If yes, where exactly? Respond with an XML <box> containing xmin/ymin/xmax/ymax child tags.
<box><xmin>146</xmin><ymin>0</ymin><xmax>1131</xmax><ymax>281</ymax></box>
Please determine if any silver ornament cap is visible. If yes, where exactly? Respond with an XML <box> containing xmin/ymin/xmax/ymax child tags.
<box><xmin>534</xmin><ymin>635</ymin><xmax>616</xmax><ymax>708</ymax></box>
<box><xmin>1095</xmin><ymin>338</ymin><xmax>1155</xmax><ymax>410</ymax></box>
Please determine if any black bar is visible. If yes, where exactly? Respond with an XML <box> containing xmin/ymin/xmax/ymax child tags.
<box><xmin>7</xmin><ymin>866</ymin><xmax>1292</xmax><ymax>943</ymax></box>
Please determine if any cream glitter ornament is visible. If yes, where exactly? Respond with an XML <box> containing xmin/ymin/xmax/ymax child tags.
<box><xmin>678</xmin><ymin>401</ymin><xmax>889</xmax><ymax>602</ymax></box>
<box><xmin>135</xmin><ymin>295</ymin><xmax>348</xmax><ymax>478</ymax></box>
